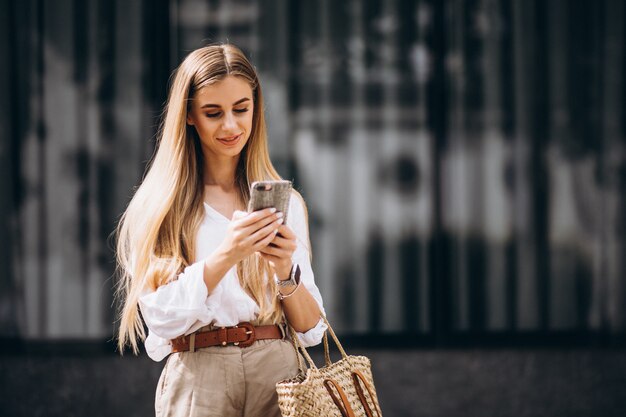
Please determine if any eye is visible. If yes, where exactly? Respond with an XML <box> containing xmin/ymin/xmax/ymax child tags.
<box><xmin>205</xmin><ymin>112</ymin><xmax>221</xmax><ymax>118</ymax></box>
<box><xmin>234</xmin><ymin>108</ymin><xmax>249</xmax><ymax>114</ymax></box>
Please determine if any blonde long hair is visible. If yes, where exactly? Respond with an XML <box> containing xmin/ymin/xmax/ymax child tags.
<box><xmin>114</xmin><ymin>44</ymin><xmax>292</xmax><ymax>354</ymax></box>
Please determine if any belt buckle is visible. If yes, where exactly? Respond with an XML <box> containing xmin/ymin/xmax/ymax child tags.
<box><xmin>233</xmin><ymin>322</ymin><xmax>256</xmax><ymax>348</ymax></box>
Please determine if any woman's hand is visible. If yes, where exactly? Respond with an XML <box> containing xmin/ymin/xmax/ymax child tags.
<box><xmin>217</xmin><ymin>208</ymin><xmax>284</xmax><ymax>266</ymax></box>
<box><xmin>258</xmin><ymin>225</ymin><xmax>297</xmax><ymax>279</ymax></box>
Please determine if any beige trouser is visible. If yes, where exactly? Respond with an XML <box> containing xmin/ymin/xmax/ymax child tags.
<box><xmin>155</xmin><ymin>338</ymin><xmax>300</xmax><ymax>417</ymax></box>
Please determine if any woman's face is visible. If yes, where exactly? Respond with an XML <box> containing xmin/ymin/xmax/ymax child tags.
<box><xmin>187</xmin><ymin>75</ymin><xmax>254</xmax><ymax>161</ymax></box>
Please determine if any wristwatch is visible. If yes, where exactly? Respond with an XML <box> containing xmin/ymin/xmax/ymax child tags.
<box><xmin>275</xmin><ymin>263</ymin><xmax>301</xmax><ymax>287</ymax></box>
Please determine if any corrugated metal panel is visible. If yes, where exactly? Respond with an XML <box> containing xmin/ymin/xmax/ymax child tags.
<box><xmin>2</xmin><ymin>0</ymin><xmax>625</xmax><ymax>342</ymax></box>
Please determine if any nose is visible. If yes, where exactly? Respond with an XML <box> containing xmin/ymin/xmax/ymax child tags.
<box><xmin>222</xmin><ymin>111</ymin><xmax>238</xmax><ymax>132</ymax></box>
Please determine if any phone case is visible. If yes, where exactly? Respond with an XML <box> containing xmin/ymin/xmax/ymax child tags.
<box><xmin>248</xmin><ymin>180</ymin><xmax>293</xmax><ymax>222</ymax></box>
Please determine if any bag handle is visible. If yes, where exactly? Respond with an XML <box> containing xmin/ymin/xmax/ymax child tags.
<box><xmin>288</xmin><ymin>313</ymin><xmax>349</xmax><ymax>371</ymax></box>
<box><xmin>323</xmin><ymin>378</ymin><xmax>357</xmax><ymax>417</ymax></box>
<box><xmin>292</xmin><ymin>331</ymin><xmax>307</xmax><ymax>372</ymax></box>
<box><xmin>289</xmin><ymin>323</ymin><xmax>318</xmax><ymax>371</ymax></box>
<box><xmin>323</xmin><ymin>332</ymin><xmax>332</xmax><ymax>367</ymax></box>
<box><xmin>352</xmin><ymin>369</ymin><xmax>384</xmax><ymax>417</ymax></box>
<box><xmin>288</xmin><ymin>316</ymin><xmax>383</xmax><ymax>416</ymax></box>
<box><xmin>321</xmin><ymin>314</ymin><xmax>349</xmax><ymax>361</ymax></box>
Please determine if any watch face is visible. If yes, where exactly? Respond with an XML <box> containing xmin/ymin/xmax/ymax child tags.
<box><xmin>293</xmin><ymin>264</ymin><xmax>301</xmax><ymax>284</ymax></box>
<box><xmin>277</xmin><ymin>264</ymin><xmax>299</xmax><ymax>286</ymax></box>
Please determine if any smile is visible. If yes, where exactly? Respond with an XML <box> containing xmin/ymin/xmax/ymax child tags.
<box><xmin>217</xmin><ymin>133</ymin><xmax>242</xmax><ymax>146</ymax></box>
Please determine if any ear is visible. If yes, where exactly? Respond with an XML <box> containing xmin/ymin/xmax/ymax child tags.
<box><xmin>186</xmin><ymin>112</ymin><xmax>195</xmax><ymax>126</ymax></box>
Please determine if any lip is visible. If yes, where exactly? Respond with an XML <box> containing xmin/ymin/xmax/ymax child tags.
<box><xmin>217</xmin><ymin>133</ymin><xmax>242</xmax><ymax>146</ymax></box>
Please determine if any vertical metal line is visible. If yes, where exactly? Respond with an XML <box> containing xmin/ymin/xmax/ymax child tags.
<box><xmin>532</xmin><ymin>0</ymin><xmax>550</xmax><ymax>331</ymax></box>
<box><xmin>415</xmin><ymin>0</ymin><xmax>431</xmax><ymax>334</ymax></box>
<box><xmin>9</xmin><ymin>0</ymin><xmax>20</xmax><ymax>336</ymax></box>
<box><xmin>0</xmin><ymin>0</ymin><xmax>17</xmax><ymax>336</ymax></box>
<box><xmin>481</xmin><ymin>0</ymin><xmax>507</xmax><ymax>331</ymax></box>
<box><xmin>35</xmin><ymin>0</ymin><xmax>48</xmax><ymax>336</ymax></box>
<box><xmin>94</xmin><ymin>0</ymin><xmax>116</xmax><ymax>336</ymax></box>
<box><xmin>452</xmin><ymin>0</ymin><xmax>468</xmax><ymax>332</ymax></box>
<box><xmin>500</xmin><ymin>0</ymin><xmax>518</xmax><ymax>332</ymax></box>
<box><xmin>318</xmin><ymin>0</ymin><xmax>336</xmax><ymax>322</ymax></box>
<box><xmin>218</xmin><ymin>0</ymin><xmax>230</xmax><ymax>41</ymax></box>
<box><xmin>73</xmin><ymin>0</ymin><xmax>90</xmax><ymax>334</ymax></box>
<box><xmin>512</xmin><ymin>0</ymin><xmax>539</xmax><ymax>331</ymax></box>
<box><xmin>249</xmin><ymin>0</ymin><xmax>257</xmax><ymax>59</ymax></box>
<box><xmin>594</xmin><ymin>0</ymin><xmax>608</xmax><ymax>332</ymax></box>
<box><xmin>347</xmin><ymin>0</ymin><xmax>371</xmax><ymax>332</ymax></box>
<box><xmin>429</xmin><ymin>0</ymin><xmax>450</xmax><ymax>344</ymax></box>
<box><xmin>379</xmin><ymin>0</ymin><xmax>400</xmax><ymax>331</ymax></box>
<box><xmin>170</xmin><ymin>0</ymin><xmax>179</xmax><ymax>67</ymax></box>
<box><xmin>609</xmin><ymin>0</ymin><xmax>626</xmax><ymax>334</ymax></box>
<box><xmin>285</xmin><ymin>0</ymin><xmax>299</xmax><ymax>185</ymax></box>
<box><xmin>615</xmin><ymin>1</ymin><xmax>626</xmax><ymax>333</ymax></box>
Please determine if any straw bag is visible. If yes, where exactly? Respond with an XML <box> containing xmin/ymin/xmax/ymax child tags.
<box><xmin>276</xmin><ymin>315</ymin><xmax>383</xmax><ymax>417</ymax></box>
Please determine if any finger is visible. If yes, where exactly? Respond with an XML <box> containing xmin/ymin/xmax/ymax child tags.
<box><xmin>237</xmin><ymin>207</ymin><xmax>277</xmax><ymax>227</ymax></box>
<box><xmin>276</xmin><ymin>224</ymin><xmax>296</xmax><ymax>239</ymax></box>
<box><xmin>253</xmin><ymin>226</ymin><xmax>280</xmax><ymax>250</ymax></box>
<box><xmin>248</xmin><ymin>211</ymin><xmax>284</xmax><ymax>235</ymax></box>
<box><xmin>241</xmin><ymin>210</ymin><xmax>284</xmax><ymax>235</ymax></box>
<box><xmin>235</xmin><ymin>213</ymin><xmax>282</xmax><ymax>242</ymax></box>
<box><xmin>231</xmin><ymin>210</ymin><xmax>248</xmax><ymax>220</ymax></box>
<box><xmin>269</xmin><ymin>235</ymin><xmax>297</xmax><ymax>251</ymax></box>
<box><xmin>258</xmin><ymin>244</ymin><xmax>290</xmax><ymax>258</ymax></box>
<box><xmin>258</xmin><ymin>252</ymin><xmax>281</xmax><ymax>263</ymax></box>
<box><xmin>247</xmin><ymin>217</ymin><xmax>283</xmax><ymax>245</ymax></box>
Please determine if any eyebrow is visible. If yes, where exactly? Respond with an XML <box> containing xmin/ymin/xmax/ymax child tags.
<box><xmin>200</xmin><ymin>97</ymin><xmax>250</xmax><ymax>109</ymax></box>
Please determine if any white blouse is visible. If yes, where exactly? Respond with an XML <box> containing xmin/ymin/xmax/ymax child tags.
<box><xmin>138</xmin><ymin>192</ymin><xmax>327</xmax><ymax>361</ymax></box>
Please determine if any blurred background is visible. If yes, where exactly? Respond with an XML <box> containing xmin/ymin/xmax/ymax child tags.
<box><xmin>1</xmin><ymin>0</ymin><xmax>626</xmax><ymax>416</ymax></box>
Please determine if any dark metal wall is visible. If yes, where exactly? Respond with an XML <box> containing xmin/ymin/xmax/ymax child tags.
<box><xmin>1</xmin><ymin>0</ymin><xmax>625</xmax><ymax>344</ymax></box>
<box><xmin>0</xmin><ymin>0</ymin><xmax>171</xmax><ymax>339</ymax></box>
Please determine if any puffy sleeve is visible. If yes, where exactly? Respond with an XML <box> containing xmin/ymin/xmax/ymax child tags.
<box><xmin>287</xmin><ymin>192</ymin><xmax>328</xmax><ymax>347</ymax></box>
<box><xmin>138</xmin><ymin>259</ymin><xmax>215</xmax><ymax>340</ymax></box>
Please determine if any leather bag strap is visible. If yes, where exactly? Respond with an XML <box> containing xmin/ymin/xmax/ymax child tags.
<box><xmin>323</xmin><ymin>378</ymin><xmax>356</xmax><ymax>417</ymax></box>
<box><xmin>352</xmin><ymin>369</ymin><xmax>383</xmax><ymax>417</ymax></box>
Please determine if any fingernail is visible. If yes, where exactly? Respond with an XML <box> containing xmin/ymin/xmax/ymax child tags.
<box><xmin>274</xmin><ymin>229</ymin><xmax>279</xmax><ymax>234</ymax></box>
<box><xmin>269</xmin><ymin>208</ymin><xmax>277</xmax><ymax>213</ymax></box>
<box><xmin>276</xmin><ymin>212</ymin><xmax>284</xmax><ymax>218</ymax></box>
<box><xmin>277</xmin><ymin>218</ymin><xmax>284</xmax><ymax>224</ymax></box>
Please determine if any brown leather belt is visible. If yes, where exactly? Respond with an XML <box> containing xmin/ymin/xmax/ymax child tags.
<box><xmin>171</xmin><ymin>322</ymin><xmax>284</xmax><ymax>353</ymax></box>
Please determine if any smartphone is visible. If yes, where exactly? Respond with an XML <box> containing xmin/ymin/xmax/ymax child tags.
<box><xmin>248</xmin><ymin>180</ymin><xmax>292</xmax><ymax>223</ymax></box>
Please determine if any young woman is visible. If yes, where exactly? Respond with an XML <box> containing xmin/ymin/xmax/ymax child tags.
<box><xmin>114</xmin><ymin>44</ymin><xmax>326</xmax><ymax>417</ymax></box>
